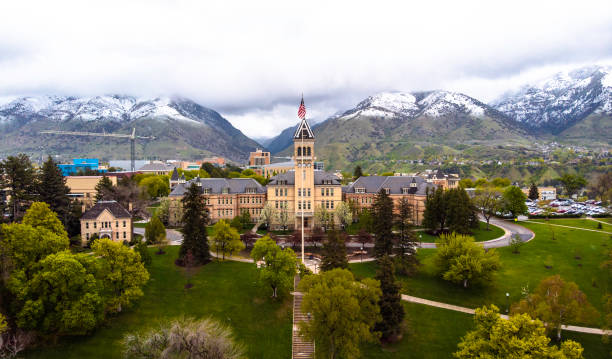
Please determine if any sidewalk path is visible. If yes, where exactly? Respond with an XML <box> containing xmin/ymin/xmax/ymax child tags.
<box><xmin>401</xmin><ymin>294</ymin><xmax>609</xmax><ymax>335</ymax></box>
<box><xmin>133</xmin><ymin>227</ymin><xmax>184</xmax><ymax>245</ymax></box>
<box><xmin>524</xmin><ymin>221</ymin><xmax>611</xmax><ymax>235</ymax></box>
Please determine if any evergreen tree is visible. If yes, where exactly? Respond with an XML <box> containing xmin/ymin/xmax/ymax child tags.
<box><xmin>1</xmin><ymin>154</ymin><xmax>37</xmax><ymax>221</ymax></box>
<box><xmin>395</xmin><ymin>197</ymin><xmax>418</xmax><ymax>275</ymax></box>
<box><xmin>95</xmin><ymin>175</ymin><xmax>115</xmax><ymax>202</ymax></box>
<box><xmin>66</xmin><ymin>200</ymin><xmax>83</xmax><ymax>239</ymax></box>
<box><xmin>320</xmin><ymin>219</ymin><xmax>348</xmax><ymax>271</ymax></box>
<box><xmin>528</xmin><ymin>182</ymin><xmax>539</xmax><ymax>201</ymax></box>
<box><xmin>446</xmin><ymin>188</ymin><xmax>476</xmax><ymax>234</ymax></box>
<box><xmin>353</xmin><ymin>165</ymin><xmax>363</xmax><ymax>179</ymax></box>
<box><xmin>38</xmin><ymin>156</ymin><xmax>71</xmax><ymax>227</ymax></box>
<box><xmin>375</xmin><ymin>256</ymin><xmax>405</xmax><ymax>341</ymax></box>
<box><xmin>422</xmin><ymin>186</ymin><xmax>447</xmax><ymax>233</ymax></box>
<box><xmin>178</xmin><ymin>183</ymin><xmax>211</xmax><ymax>265</ymax></box>
<box><xmin>372</xmin><ymin>188</ymin><xmax>395</xmax><ymax>258</ymax></box>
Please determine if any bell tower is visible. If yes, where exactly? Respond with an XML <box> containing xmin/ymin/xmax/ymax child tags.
<box><xmin>293</xmin><ymin>113</ymin><xmax>315</xmax><ymax>231</ymax></box>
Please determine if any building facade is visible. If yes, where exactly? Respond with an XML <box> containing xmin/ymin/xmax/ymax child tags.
<box><xmin>522</xmin><ymin>186</ymin><xmax>557</xmax><ymax>201</ymax></box>
<box><xmin>266</xmin><ymin>118</ymin><xmax>342</xmax><ymax>229</ymax></box>
<box><xmin>167</xmin><ymin>177</ymin><xmax>266</xmax><ymax>226</ymax></box>
<box><xmin>66</xmin><ymin>175</ymin><xmax>118</xmax><ymax>210</ymax></box>
<box><xmin>59</xmin><ymin>158</ymin><xmax>105</xmax><ymax>176</ymax></box>
<box><xmin>343</xmin><ymin>175</ymin><xmax>436</xmax><ymax>225</ymax></box>
<box><xmin>80</xmin><ymin>200</ymin><xmax>132</xmax><ymax>243</ymax></box>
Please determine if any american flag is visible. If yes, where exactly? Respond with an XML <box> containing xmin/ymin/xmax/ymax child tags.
<box><xmin>297</xmin><ymin>97</ymin><xmax>306</xmax><ymax>119</ymax></box>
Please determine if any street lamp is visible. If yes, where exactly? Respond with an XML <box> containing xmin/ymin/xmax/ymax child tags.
<box><xmin>506</xmin><ymin>292</ymin><xmax>510</xmax><ymax>313</ymax></box>
<box><xmin>361</xmin><ymin>245</ymin><xmax>364</xmax><ymax>262</ymax></box>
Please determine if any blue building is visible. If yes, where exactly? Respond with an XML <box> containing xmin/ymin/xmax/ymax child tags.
<box><xmin>58</xmin><ymin>159</ymin><xmax>106</xmax><ymax>176</ymax></box>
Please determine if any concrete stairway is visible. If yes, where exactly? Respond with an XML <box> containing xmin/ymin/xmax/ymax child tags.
<box><xmin>292</xmin><ymin>276</ymin><xmax>315</xmax><ymax>359</ymax></box>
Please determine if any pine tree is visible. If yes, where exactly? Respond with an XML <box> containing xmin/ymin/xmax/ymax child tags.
<box><xmin>353</xmin><ymin>165</ymin><xmax>363</xmax><ymax>179</ymax></box>
<box><xmin>375</xmin><ymin>255</ymin><xmax>405</xmax><ymax>341</ymax></box>
<box><xmin>528</xmin><ymin>182</ymin><xmax>539</xmax><ymax>201</ymax></box>
<box><xmin>373</xmin><ymin>188</ymin><xmax>395</xmax><ymax>258</ymax></box>
<box><xmin>66</xmin><ymin>200</ymin><xmax>83</xmax><ymax>239</ymax></box>
<box><xmin>422</xmin><ymin>186</ymin><xmax>447</xmax><ymax>233</ymax></box>
<box><xmin>395</xmin><ymin>197</ymin><xmax>418</xmax><ymax>275</ymax></box>
<box><xmin>38</xmin><ymin>156</ymin><xmax>72</xmax><ymax>227</ymax></box>
<box><xmin>178</xmin><ymin>183</ymin><xmax>211</xmax><ymax>265</ymax></box>
<box><xmin>446</xmin><ymin>188</ymin><xmax>475</xmax><ymax>234</ymax></box>
<box><xmin>95</xmin><ymin>175</ymin><xmax>115</xmax><ymax>202</ymax></box>
<box><xmin>1</xmin><ymin>154</ymin><xmax>37</xmax><ymax>221</ymax></box>
<box><xmin>320</xmin><ymin>218</ymin><xmax>348</xmax><ymax>271</ymax></box>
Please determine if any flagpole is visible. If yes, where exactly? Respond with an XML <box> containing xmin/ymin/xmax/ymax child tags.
<box><xmin>301</xmin><ymin>114</ymin><xmax>305</xmax><ymax>264</ymax></box>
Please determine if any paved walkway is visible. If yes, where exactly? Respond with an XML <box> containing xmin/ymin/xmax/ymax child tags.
<box><xmin>523</xmin><ymin>221</ymin><xmax>611</xmax><ymax>234</ymax></box>
<box><xmin>401</xmin><ymin>294</ymin><xmax>609</xmax><ymax>335</ymax></box>
<box><xmin>133</xmin><ymin>227</ymin><xmax>184</xmax><ymax>245</ymax></box>
<box><xmin>292</xmin><ymin>276</ymin><xmax>314</xmax><ymax>359</ymax></box>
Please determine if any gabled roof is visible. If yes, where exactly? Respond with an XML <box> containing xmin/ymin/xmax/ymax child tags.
<box><xmin>137</xmin><ymin>163</ymin><xmax>175</xmax><ymax>172</ymax></box>
<box><xmin>169</xmin><ymin>177</ymin><xmax>266</xmax><ymax>196</ymax></box>
<box><xmin>345</xmin><ymin>176</ymin><xmax>436</xmax><ymax>195</ymax></box>
<box><xmin>82</xmin><ymin>200</ymin><xmax>131</xmax><ymax>219</ymax></box>
<box><xmin>293</xmin><ymin>119</ymin><xmax>315</xmax><ymax>140</ymax></box>
<box><xmin>170</xmin><ymin>168</ymin><xmax>179</xmax><ymax>181</ymax></box>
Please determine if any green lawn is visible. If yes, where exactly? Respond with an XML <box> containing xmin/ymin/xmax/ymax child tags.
<box><xmin>529</xmin><ymin>218</ymin><xmax>612</xmax><ymax>232</ymax></box>
<box><xmin>416</xmin><ymin>221</ymin><xmax>505</xmax><ymax>243</ymax></box>
<box><xmin>352</xmin><ymin>222</ymin><xmax>611</xmax><ymax>323</ymax></box>
<box><xmin>133</xmin><ymin>222</ymin><xmax>147</xmax><ymax>228</ymax></box>
<box><xmin>25</xmin><ymin>246</ymin><xmax>292</xmax><ymax>359</ymax></box>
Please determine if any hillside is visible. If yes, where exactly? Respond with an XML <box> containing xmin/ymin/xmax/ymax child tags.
<box><xmin>274</xmin><ymin>91</ymin><xmax>529</xmax><ymax>170</ymax></box>
<box><xmin>492</xmin><ymin>65</ymin><xmax>612</xmax><ymax>142</ymax></box>
<box><xmin>0</xmin><ymin>95</ymin><xmax>261</xmax><ymax>162</ymax></box>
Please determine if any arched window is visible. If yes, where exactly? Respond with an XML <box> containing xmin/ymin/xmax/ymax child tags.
<box><xmin>307</xmin><ymin>147</ymin><xmax>311</xmax><ymax>156</ymax></box>
<box><xmin>297</xmin><ymin>147</ymin><xmax>302</xmax><ymax>156</ymax></box>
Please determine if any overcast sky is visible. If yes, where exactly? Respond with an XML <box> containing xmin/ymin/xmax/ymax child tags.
<box><xmin>1</xmin><ymin>0</ymin><xmax>612</xmax><ymax>138</ymax></box>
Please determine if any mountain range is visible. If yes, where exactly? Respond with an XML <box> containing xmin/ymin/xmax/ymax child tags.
<box><xmin>0</xmin><ymin>96</ymin><xmax>260</xmax><ymax>162</ymax></box>
<box><xmin>0</xmin><ymin>65</ymin><xmax>609</xmax><ymax>166</ymax></box>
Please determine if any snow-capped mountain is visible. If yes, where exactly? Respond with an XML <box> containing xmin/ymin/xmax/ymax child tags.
<box><xmin>492</xmin><ymin>65</ymin><xmax>612</xmax><ymax>134</ymax></box>
<box><xmin>0</xmin><ymin>95</ymin><xmax>260</xmax><ymax>161</ymax></box>
<box><xmin>337</xmin><ymin>91</ymin><xmax>491</xmax><ymax>120</ymax></box>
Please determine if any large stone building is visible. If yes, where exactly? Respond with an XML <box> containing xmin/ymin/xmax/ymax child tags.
<box><xmin>66</xmin><ymin>175</ymin><xmax>118</xmax><ymax>210</ymax></box>
<box><xmin>167</xmin><ymin>177</ymin><xmax>266</xmax><ymax>226</ymax></box>
<box><xmin>343</xmin><ymin>175</ymin><xmax>436</xmax><ymax>225</ymax></box>
<box><xmin>80</xmin><ymin>200</ymin><xmax>132</xmax><ymax>243</ymax></box>
<box><xmin>266</xmin><ymin>117</ymin><xmax>342</xmax><ymax>229</ymax></box>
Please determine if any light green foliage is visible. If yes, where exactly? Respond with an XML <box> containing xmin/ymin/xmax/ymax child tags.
<box><xmin>144</xmin><ymin>215</ymin><xmax>166</xmax><ymax>245</ymax></box>
<box><xmin>155</xmin><ymin>198</ymin><xmax>170</xmax><ymax>225</ymax></box>
<box><xmin>511</xmin><ymin>275</ymin><xmax>597</xmax><ymax>340</ymax></box>
<box><xmin>458</xmin><ymin>178</ymin><xmax>474</xmax><ymax>189</ymax></box>
<box><xmin>22</xmin><ymin>201</ymin><xmax>68</xmax><ymax>238</ymax></box>
<box><xmin>210</xmin><ymin>220</ymin><xmax>244</xmax><ymax>260</ymax></box>
<box><xmin>0</xmin><ymin>313</ymin><xmax>6</xmax><ymax>334</ymax></box>
<box><xmin>474</xmin><ymin>178</ymin><xmax>489</xmax><ymax>188</ymax></box>
<box><xmin>259</xmin><ymin>202</ymin><xmax>277</xmax><ymax>229</ymax></box>
<box><xmin>503</xmin><ymin>185</ymin><xmax>528</xmax><ymax>218</ymax></box>
<box><xmin>298</xmin><ymin>268</ymin><xmax>381</xmax><ymax>359</ymax></box>
<box><xmin>334</xmin><ymin>201</ymin><xmax>352</xmax><ymax>228</ymax></box>
<box><xmin>455</xmin><ymin>305</ymin><xmax>584</xmax><ymax>359</ymax></box>
<box><xmin>0</xmin><ymin>222</ymin><xmax>69</xmax><ymax>272</ymax></box>
<box><xmin>10</xmin><ymin>251</ymin><xmax>104</xmax><ymax>335</ymax></box>
<box><xmin>434</xmin><ymin>233</ymin><xmax>500</xmax><ymax>288</ymax></box>
<box><xmin>558</xmin><ymin>174</ymin><xmax>587</xmax><ymax>197</ymax></box>
<box><xmin>138</xmin><ymin>175</ymin><xmax>170</xmax><ymax>198</ymax></box>
<box><xmin>490</xmin><ymin>177</ymin><xmax>511</xmax><ymax>187</ymax></box>
<box><xmin>134</xmin><ymin>239</ymin><xmax>152</xmax><ymax>266</ymax></box>
<box><xmin>123</xmin><ymin>317</ymin><xmax>245</xmax><ymax>359</ymax></box>
<box><xmin>250</xmin><ymin>236</ymin><xmax>296</xmax><ymax>298</ymax></box>
<box><xmin>92</xmin><ymin>238</ymin><xmax>150</xmax><ymax>313</ymax></box>
<box><xmin>314</xmin><ymin>205</ymin><xmax>331</xmax><ymax>228</ymax></box>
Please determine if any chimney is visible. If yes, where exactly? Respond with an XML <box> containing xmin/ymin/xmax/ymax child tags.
<box><xmin>128</xmin><ymin>202</ymin><xmax>133</xmax><ymax>212</ymax></box>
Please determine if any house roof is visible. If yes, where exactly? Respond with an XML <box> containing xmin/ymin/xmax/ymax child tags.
<box><xmin>81</xmin><ymin>200</ymin><xmax>131</xmax><ymax>219</ymax></box>
<box><xmin>137</xmin><ymin>163</ymin><xmax>175</xmax><ymax>172</ymax></box>
<box><xmin>344</xmin><ymin>176</ymin><xmax>436</xmax><ymax>195</ymax></box>
<box><xmin>170</xmin><ymin>168</ymin><xmax>179</xmax><ymax>181</ymax></box>
<box><xmin>268</xmin><ymin>170</ymin><xmax>341</xmax><ymax>186</ymax></box>
<box><xmin>293</xmin><ymin>119</ymin><xmax>315</xmax><ymax>139</ymax></box>
<box><xmin>169</xmin><ymin>177</ymin><xmax>266</xmax><ymax>196</ymax></box>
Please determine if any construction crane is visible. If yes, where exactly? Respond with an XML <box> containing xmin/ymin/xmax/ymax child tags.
<box><xmin>40</xmin><ymin>128</ymin><xmax>155</xmax><ymax>172</ymax></box>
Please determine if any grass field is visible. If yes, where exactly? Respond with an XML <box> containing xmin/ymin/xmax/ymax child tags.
<box><xmin>416</xmin><ymin>221</ymin><xmax>505</xmax><ymax>243</ymax></box>
<box><xmin>360</xmin><ymin>302</ymin><xmax>609</xmax><ymax>358</ymax></box>
<box><xmin>529</xmin><ymin>218</ymin><xmax>612</xmax><ymax>232</ymax></box>
<box><xmin>25</xmin><ymin>246</ymin><xmax>292</xmax><ymax>359</ymax></box>
<box><xmin>352</xmin><ymin>221</ymin><xmax>611</xmax><ymax>321</ymax></box>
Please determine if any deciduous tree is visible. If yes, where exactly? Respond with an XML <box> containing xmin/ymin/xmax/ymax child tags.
<box><xmin>334</xmin><ymin>201</ymin><xmax>352</xmax><ymax>229</ymax></box>
<box><xmin>298</xmin><ymin>268</ymin><xmax>381</xmax><ymax>359</ymax></box>
<box><xmin>455</xmin><ymin>305</ymin><xmax>584</xmax><ymax>359</ymax></box>
<box><xmin>503</xmin><ymin>185</ymin><xmax>528</xmax><ymax>218</ymax></box>
<box><xmin>434</xmin><ymin>233</ymin><xmax>500</xmax><ymax>288</ymax></box>
<box><xmin>558</xmin><ymin>174</ymin><xmax>587</xmax><ymax>198</ymax></box>
<box><xmin>251</xmin><ymin>236</ymin><xmax>296</xmax><ymax>298</ymax></box>
<box><xmin>511</xmin><ymin>275</ymin><xmax>597</xmax><ymax>340</ymax></box>
<box><xmin>210</xmin><ymin>219</ymin><xmax>244</xmax><ymax>260</ymax></box>
<box><xmin>259</xmin><ymin>202</ymin><xmax>277</xmax><ymax>230</ymax></box>
<box><xmin>473</xmin><ymin>186</ymin><xmax>502</xmax><ymax>230</ymax></box>
<box><xmin>320</xmin><ymin>224</ymin><xmax>348</xmax><ymax>271</ymax></box>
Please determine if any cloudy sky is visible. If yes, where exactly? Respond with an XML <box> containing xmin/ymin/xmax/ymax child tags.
<box><xmin>1</xmin><ymin>0</ymin><xmax>612</xmax><ymax>138</ymax></box>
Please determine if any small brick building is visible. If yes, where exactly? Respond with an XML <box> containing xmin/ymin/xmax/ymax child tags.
<box><xmin>80</xmin><ymin>200</ymin><xmax>132</xmax><ymax>243</ymax></box>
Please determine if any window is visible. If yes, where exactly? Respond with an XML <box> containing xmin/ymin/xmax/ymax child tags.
<box><xmin>384</xmin><ymin>188</ymin><xmax>390</xmax><ymax>194</ymax></box>
<box><xmin>94</xmin><ymin>222</ymin><xmax>97</xmax><ymax>229</ymax></box>
<box><xmin>355</xmin><ymin>188</ymin><xmax>365</xmax><ymax>194</ymax></box>
<box><xmin>331</xmin><ymin>201</ymin><xmax>334</xmax><ymax>209</ymax></box>
<box><xmin>115</xmin><ymin>221</ymin><xmax>118</xmax><ymax>227</ymax></box>
<box><xmin>298</xmin><ymin>188</ymin><xmax>301</xmax><ymax>197</ymax></box>
<box><xmin>330</xmin><ymin>188</ymin><xmax>334</xmax><ymax>196</ymax></box>
<box><xmin>321</xmin><ymin>188</ymin><xmax>325</xmax><ymax>196</ymax></box>
<box><xmin>298</xmin><ymin>201</ymin><xmax>302</xmax><ymax>210</ymax></box>
<box><xmin>275</xmin><ymin>201</ymin><xmax>278</xmax><ymax>209</ymax></box>
<box><xmin>284</xmin><ymin>188</ymin><xmax>288</xmax><ymax>196</ymax></box>
<box><xmin>326</xmin><ymin>188</ymin><xmax>329</xmax><ymax>196</ymax></box>
<box><xmin>307</xmin><ymin>188</ymin><xmax>311</xmax><ymax>197</ymax></box>
<box><xmin>86</xmin><ymin>222</ymin><xmax>89</xmax><ymax>229</ymax></box>
<box><xmin>123</xmin><ymin>232</ymin><xmax>126</xmax><ymax>239</ymax></box>
<box><xmin>86</xmin><ymin>233</ymin><xmax>90</xmax><ymax>240</ymax></box>
<box><xmin>123</xmin><ymin>221</ymin><xmax>126</xmax><ymax>227</ymax></box>
<box><xmin>325</xmin><ymin>200</ymin><xmax>329</xmax><ymax>209</ymax></box>
<box><xmin>307</xmin><ymin>201</ymin><xmax>311</xmax><ymax>210</ymax></box>
<box><xmin>275</xmin><ymin>188</ymin><xmax>278</xmax><ymax>196</ymax></box>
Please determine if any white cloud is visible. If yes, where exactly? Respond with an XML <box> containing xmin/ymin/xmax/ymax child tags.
<box><xmin>0</xmin><ymin>0</ymin><xmax>611</xmax><ymax>137</ymax></box>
